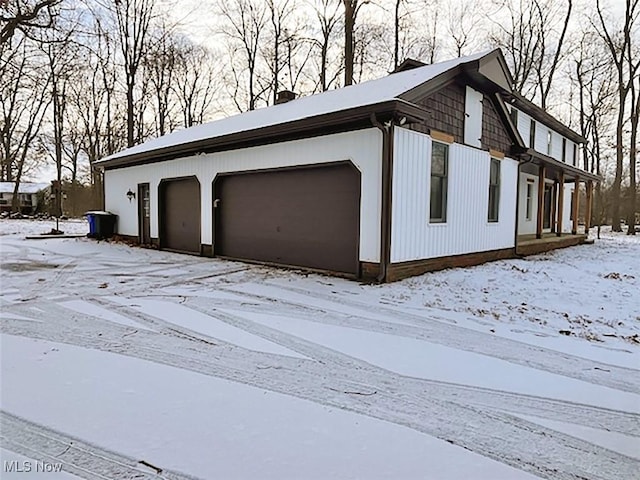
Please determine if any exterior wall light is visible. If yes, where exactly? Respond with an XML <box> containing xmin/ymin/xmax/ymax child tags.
<box><xmin>126</xmin><ymin>189</ymin><xmax>136</xmax><ymax>202</ymax></box>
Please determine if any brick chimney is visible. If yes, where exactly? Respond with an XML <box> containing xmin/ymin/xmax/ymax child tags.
<box><xmin>275</xmin><ymin>90</ymin><xmax>296</xmax><ymax>105</ymax></box>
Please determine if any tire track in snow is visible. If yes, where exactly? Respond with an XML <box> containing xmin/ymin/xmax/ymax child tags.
<box><xmin>214</xmin><ymin>282</ymin><xmax>639</xmax><ymax>394</ymax></box>
<box><xmin>180</xmin><ymin>297</ymin><xmax>640</xmax><ymax>438</ymax></box>
<box><xmin>3</xmin><ymin>305</ymin><xmax>639</xmax><ymax>480</ymax></box>
<box><xmin>8</xmin><ymin>296</ymin><xmax>638</xmax><ymax>441</ymax></box>
<box><xmin>0</xmin><ymin>411</ymin><xmax>204</xmax><ymax>480</ymax></box>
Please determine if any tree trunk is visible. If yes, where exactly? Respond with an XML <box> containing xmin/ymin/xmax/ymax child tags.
<box><xmin>628</xmin><ymin>81</ymin><xmax>638</xmax><ymax>235</ymax></box>
<box><xmin>344</xmin><ymin>0</ymin><xmax>355</xmax><ymax>86</ymax></box>
<box><xmin>611</xmin><ymin>84</ymin><xmax>626</xmax><ymax>231</ymax></box>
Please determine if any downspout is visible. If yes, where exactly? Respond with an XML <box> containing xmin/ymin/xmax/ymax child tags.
<box><xmin>370</xmin><ymin>113</ymin><xmax>394</xmax><ymax>283</ymax></box>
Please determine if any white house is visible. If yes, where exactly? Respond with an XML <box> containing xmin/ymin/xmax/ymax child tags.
<box><xmin>0</xmin><ymin>182</ymin><xmax>49</xmax><ymax>215</ymax></box>
<box><xmin>97</xmin><ymin>49</ymin><xmax>599</xmax><ymax>282</ymax></box>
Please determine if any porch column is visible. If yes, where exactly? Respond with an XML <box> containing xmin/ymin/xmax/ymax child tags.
<box><xmin>536</xmin><ymin>165</ymin><xmax>546</xmax><ymax>239</ymax></box>
<box><xmin>557</xmin><ymin>171</ymin><xmax>565</xmax><ymax>237</ymax></box>
<box><xmin>551</xmin><ymin>181</ymin><xmax>558</xmax><ymax>233</ymax></box>
<box><xmin>572</xmin><ymin>176</ymin><xmax>580</xmax><ymax>235</ymax></box>
<box><xmin>585</xmin><ymin>180</ymin><xmax>593</xmax><ymax>234</ymax></box>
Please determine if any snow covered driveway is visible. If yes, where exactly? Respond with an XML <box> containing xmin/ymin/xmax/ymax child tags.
<box><xmin>1</xmin><ymin>219</ymin><xmax>638</xmax><ymax>479</ymax></box>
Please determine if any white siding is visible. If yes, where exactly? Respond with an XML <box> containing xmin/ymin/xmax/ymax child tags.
<box><xmin>104</xmin><ymin>128</ymin><xmax>383</xmax><ymax>262</ymax></box>
<box><xmin>464</xmin><ymin>86</ymin><xmax>483</xmax><ymax>147</ymax></box>
<box><xmin>516</xmin><ymin>110</ymin><xmax>530</xmax><ymax>147</ymax></box>
<box><xmin>534</xmin><ymin>122</ymin><xmax>548</xmax><ymax>153</ymax></box>
<box><xmin>562</xmin><ymin>187</ymin><xmax>574</xmax><ymax>232</ymax></box>
<box><xmin>391</xmin><ymin>127</ymin><xmax>517</xmax><ymax>263</ymax></box>
<box><xmin>551</xmin><ymin>131</ymin><xmax>563</xmax><ymax>161</ymax></box>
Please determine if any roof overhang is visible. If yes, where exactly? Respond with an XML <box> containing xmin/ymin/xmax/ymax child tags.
<box><xmin>97</xmin><ymin>100</ymin><xmax>428</xmax><ymax>170</ymax></box>
<box><xmin>502</xmin><ymin>92</ymin><xmax>586</xmax><ymax>144</ymax></box>
<box><xmin>513</xmin><ymin>147</ymin><xmax>600</xmax><ymax>183</ymax></box>
<box><xmin>461</xmin><ymin>49</ymin><xmax>514</xmax><ymax>93</ymax></box>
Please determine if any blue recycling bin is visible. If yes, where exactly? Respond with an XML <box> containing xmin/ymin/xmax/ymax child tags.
<box><xmin>85</xmin><ymin>211</ymin><xmax>117</xmax><ymax>239</ymax></box>
<box><xmin>86</xmin><ymin>214</ymin><xmax>97</xmax><ymax>237</ymax></box>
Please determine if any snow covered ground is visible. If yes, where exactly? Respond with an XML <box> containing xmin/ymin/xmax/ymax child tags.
<box><xmin>1</xmin><ymin>219</ymin><xmax>638</xmax><ymax>479</ymax></box>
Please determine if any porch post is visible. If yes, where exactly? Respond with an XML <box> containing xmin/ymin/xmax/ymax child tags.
<box><xmin>551</xmin><ymin>181</ymin><xmax>558</xmax><ymax>233</ymax></box>
<box><xmin>572</xmin><ymin>176</ymin><xmax>580</xmax><ymax>235</ymax></box>
<box><xmin>536</xmin><ymin>164</ymin><xmax>545</xmax><ymax>239</ymax></box>
<box><xmin>585</xmin><ymin>180</ymin><xmax>593</xmax><ymax>234</ymax></box>
<box><xmin>557</xmin><ymin>171</ymin><xmax>565</xmax><ymax>237</ymax></box>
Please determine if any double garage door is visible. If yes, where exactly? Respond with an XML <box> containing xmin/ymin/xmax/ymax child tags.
<box><xmin>161</xmin><ymin>163</ymin><xmax>361</xmax><ymax>275</ymax></box>
<box><xmin>214</xmin><ymin>163</ymin><xmax>361</xmax><ymax>275</ymax></box>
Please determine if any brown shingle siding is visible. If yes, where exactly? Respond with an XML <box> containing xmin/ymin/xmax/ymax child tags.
<box><xmin>409</xmin><ymin>83</ymin><xmax>465</xmax><ymax>143</ymax></box>
<box><xmin>482</xmin><ymin>98</ymin><xmax>512</xmax><ymax>154</ymax></box>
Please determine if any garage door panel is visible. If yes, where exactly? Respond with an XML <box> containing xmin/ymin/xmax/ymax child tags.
<box><xmin>215</xmin><ymin>163</ymin><xmax>360</xmax><ymax>274</ymax></box>
<box><xmin>161</xmin><ymin>177</ymin><xmax>200</xmax><ymax>254</ymax></box>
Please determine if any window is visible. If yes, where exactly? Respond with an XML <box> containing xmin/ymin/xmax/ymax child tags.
<box><xmin>562</xmin><ymin>138</ymin><xmax>567</xmax><ymax>162</ymax></box>
<box><xmin>430</xmin><ymin>142</ymin><xmax>448</xmax><ymax>222</ymax></box>
<box><xmin>525</xmin><ymin>182</ymin><xmax>534</xmax><ymax>220</ymax></box>
<box><xmin>547</xmin><ymin>130</ymin><xmax>552</xmax><ymax>155</ymax></box>
<box><xmin>529</xmin><ymin>120</ymin><xmax>536</xmax><ymax>149</ymax></box>
<box><xmin>510</xmin><ymin>107</ymin><xmax>518</xmax><ymax>128</ymax></box>
<box><xmin>573</xmin><ymin>144</ymin><xmax>578</xmax><ymax>166</ymax></box>
<box><xmin>488</xmin><ymin>158</ymin><xmax>501</xmax><ymax>222</ymax></box>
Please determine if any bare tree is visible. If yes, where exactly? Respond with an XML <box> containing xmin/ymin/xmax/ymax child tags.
<box><xmin>144</xmin><ymin>21</ymin><xmax>179</xmax><ymax>136</ymax></box>
<box><xmin>219</xmin><ymin>0</ymin><xmax>268</xmax><ymax>111</ymax></box>
<box><xmin>174</xmin><ymin>41</ymin><xmax>220</xmax><ymax>127</ymax></box>
<box><xmin>445</xmin><ymin>0</ymin><xmax>482</xmax><ymax>57</ymax></box>
<box><xmin>263</xmin><ymin>0</ymin><xmax>296</xmax><ymax>104</ymax></box>
<box><xmin>489</xmin><ymin>0</ymin><xmax>572</xmax><ymax>108</ymax></box>
<box><xmin>627</xmin><ymin>46</ymin><xmax>639</xmax><ymax>234</ymax></box>
<box><xmin>308</xmin><ymin>0</ymin><xmax>342</xmax><ymax>91</ymax></box>
<box><xmin>343</xmin><ymin>0</ymin><xmax>369</xmax><ymax>85</ymax></box>
<box><xmin>0</xmin><ymin>0</ymin><xmax>62</xmax><ymax>44</ymax></box>
<box><xmin>594</xmin><ymin>0</ymin><xmax>640</xmax><ymax>231</ymax></box>
<box><xmin>573</xmin><ymin>30</ymin><xmax>617</xmax><ymax>234</ymax></box>
<box><xmin>0</xmin><ymin>35</ymin><xmax>51</xmax><ymax>210</ymax></box>
<box><xmin>111</xmin><ymin>0</ymin><xmax>156</xmax><ymax>147</ymax></box>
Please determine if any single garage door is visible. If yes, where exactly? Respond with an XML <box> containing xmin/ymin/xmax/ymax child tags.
<box><xmin>214</xmin><ymin>162</ymin><xmax>360</xmax><ymax>275</ymax></box>
<box><xmin>160</xmin><ymin>177</ymin><xmax>201</xmax><ymax>254</ymax></box>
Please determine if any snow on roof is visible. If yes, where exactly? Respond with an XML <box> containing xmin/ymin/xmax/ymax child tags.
<box><xmin>0</xmin><ymin>182</ymin><xmax>49</xmax><ymax>194</ymax></box>
<box><xmin>102</xmin><ymin>50</ymin><xmax>494</xmax><ymax>163</ymax></box>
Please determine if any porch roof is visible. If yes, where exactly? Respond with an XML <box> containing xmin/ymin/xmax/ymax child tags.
<box><xmin>514</xmin><ymin>148</ymin><xmax>601</xmax><ymax>183</ymax></box>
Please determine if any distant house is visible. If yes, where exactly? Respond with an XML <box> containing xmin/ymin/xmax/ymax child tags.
<box><xmin>96</xmin><ymin>49</ymin><xmax>599</xmax><ymax>282</ymax></box>
<box><xmin>0</xmin><ymin>182</ymin><xmax>49</xmax><ymax>215</ymax></box>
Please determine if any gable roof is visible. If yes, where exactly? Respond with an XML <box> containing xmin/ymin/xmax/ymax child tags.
<box><xmin>97</xmin><ymin>48</ymin><xmax>584</xmax><ymax>171</ymax></box>
<box><xmin>98</xmin><ymin>50</ymin><xmax>496</xmax><ymax>168</ymax></box>
<box><xmin>0</xmin><ymin>182</ymin><xmax>49</xmax><ymax>194</ymax></box>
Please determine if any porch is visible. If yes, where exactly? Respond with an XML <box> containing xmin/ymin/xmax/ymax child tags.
<box><xmin>516</xmin><ymin>231</ymin><xmax>590</xmax><ymax>256</ymax></box>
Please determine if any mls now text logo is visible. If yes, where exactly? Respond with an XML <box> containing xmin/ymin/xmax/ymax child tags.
<box><xmin>4</xmin><ymin>460</ymin><xmax>64</xmax><ymax>473</ymax></box>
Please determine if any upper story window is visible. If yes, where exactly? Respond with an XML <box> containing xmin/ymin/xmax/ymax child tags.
<box><xmin>547</xmin><ymin>130</ymin><xmax>552</xmax><ymax>155</ymax></box>
<box><xmin>488</xmin><ymin>158</ymin><xmax>501</xmax><ymax>222</ymax></box>
<box><xmin>430</xmin><ymin>142</ymin><xmax>449</xmax><ymax>223</ymax></box>
<box><xmin>529</xmin><ymin>119</ymin><xmax>536</xmax><ymax>149</ymax></box>
<box><xmin>510</xmin><ymin>107</ymin><xmax>518</xmax><ymax>128</ymax></box>
<box><xmin>562</xmin><ymin>138</ymin><xmax>567</xmax><ymax>162</ymax></box>
<box><xmin>573</xmin><ymin>144</ymin><xmax>578</xmax><ymax>166</ymax></box>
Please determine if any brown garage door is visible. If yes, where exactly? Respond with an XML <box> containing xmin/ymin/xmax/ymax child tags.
<box><xmin>160</xmin><ymin>177</ymin><xmax>200</xmax><ymax>254</ymax></box>
<box><xmin>214</xmin><ymin>162</ymin><xmax>360</xmax><ymax>275</ymax></box>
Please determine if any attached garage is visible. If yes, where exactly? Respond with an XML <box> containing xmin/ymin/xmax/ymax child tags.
<box><xmin>159</xmin><ymin>177</ymin><xmax>201</xmax><ymax>254</ymax></box>
<box><xmin>213</xmin><ymin>162</ymin><xmax>361</xmax><ymax>275</ymax></box>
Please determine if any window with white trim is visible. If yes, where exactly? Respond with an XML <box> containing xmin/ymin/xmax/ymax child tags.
<box><xmin>488</xmin><ymin>158</ymin><xmax>501</xmax><ymax>222</ymax></box>
<box><xmin>430</xmin><ymin>142</ymin><xmax>448</xmax><ymax>223</ymax></box>
<box><xmin>526</xmin><ymin>181</ymin><xmax>534</xmax><ymax>220</ymax></box>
